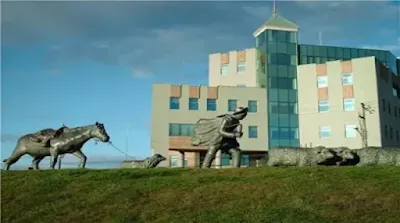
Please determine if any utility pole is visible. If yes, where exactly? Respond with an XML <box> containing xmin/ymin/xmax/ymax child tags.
<box><xmin>355</xmin><ymin>103</ymin><xmax>375</xmax><ymax>148</ymax></box>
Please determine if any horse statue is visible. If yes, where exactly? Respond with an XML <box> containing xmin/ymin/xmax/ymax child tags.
<box><xmin>3</xmin><ymin>122</ymin><xmax>110</xmax><ymax>170</ymax></box>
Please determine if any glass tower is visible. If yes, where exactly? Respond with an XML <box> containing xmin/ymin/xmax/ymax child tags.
<box><xmin>255</xmin><ymin>11</ymin><xmax>300</xmax><ymax>148</ymax></box>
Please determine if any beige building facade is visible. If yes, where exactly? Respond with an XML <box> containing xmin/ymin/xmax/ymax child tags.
<box><xmin>209</xmin><ymin>48</ymin><xmax>257</xmax><ymax>87</ymax></box>
<box><xmin>297</xmin><ymin>57</ymin><xmax>400</xmax><ymax>149</ymax></box>
<box><xmin>151</xmin><ymin>84</ymin><xmax>268</xmax><ymax>168</ymax></box>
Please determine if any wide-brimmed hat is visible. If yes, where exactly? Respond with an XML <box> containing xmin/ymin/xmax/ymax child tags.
<box><xmin>233</xmin><ymin>107</ymin><xmax>248</xmax><ymax>115</ymax></box>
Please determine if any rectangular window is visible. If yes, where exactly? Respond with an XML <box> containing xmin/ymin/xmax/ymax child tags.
<box><xmin>393</xmin><ymin>88</ymin><xmax>398</xmax><ymax>97</ymax></box>
<box><xmin>388</xmin><ymin>103</ymin><xmax>391</xmax><ymax>115</ymax></box>
<box><xmin>319</xmin><ymin>126</ymin><xmax>331</xmax><ymax>138</ymax></box>
<box><xmin>169</xmin><ymin>97</ymin><xmax>180</xmax><ymax>109</ymax></box>
<box><xmin>169</xmin><ymin>123</ymin><xmax>180</xmax><ymax>136</ymax></box>
<box><xmin>385</xmin><ymin>125</ymin><xmax>388</xmax><ymax>139</ymax></box>
<box><xmin>241</xmin><ymin>155</ymin><xmax>250</xmax><ymax>166</ymax></box>
<box><xmin>342</xmin><ymin>73</ymin><xmax>353</xmax><ymax>85</ymax></box>
<box><xmin>169</xmin><ymin>155</ymin><xmax>178</xmax><ymax>167</ymax></box>
<box><xmin>318</xmin><ymin>100</ymin><xmax>329</xmax><ymax>112</ymax></box>
<box><xmin>394</xmin><ymin>107</ymin><xmax>398</xmax><ymax>118</ymax></box>
<box><xmin>382</xmin><ymin>99</ymin><xmax>386</xmax><ymax>112</ymax></box>
<box><xmin>189</xmin><ymin>98</ymin><xmax>199</xmax><ymax>110</ymax></box>
<box><xmin>207</xmin><ymin>99</ymin><xmax>217</xmax><ymax>111</ymax></box>
<box><xmin>345</xmin><ymin>125</ymin><xmax>357</xmax><ymax>138</ymax></box>
<box><xmin>390</xmin><ymin>127</ymin><xmax>393</xmax><ymax>140</ymax></box>
<box><xmin>248</xmin><ymin>126</ymin><xmax>258</xmax><ymax>138</ymax></box>
<box><xmin>221</xmin><ymin>154</ymin><xmax>230</xmax><ymax>166</ymax></box>
<box><xmin>180</xmin><ymin>124</ymin><xmax>194</xmax><ymax>136</ymax></box>
<box><xmin>228</xmin><ymin>99</ymin><xmax>237</xmax><ymax>112</ymax></box>
<box><xmin>248</xmin><ymin>100</ymin><xmax>258</xmax><ymax>113</ymax></box>
<box><xmin>317</xmin><ymin>76</ymin><xmax>328</xmax><ymax>88</ymax></box>
<box><xmin>221</xmin><ymin>64</ymin><xmax>229</xmax><ymax>75</ymax></box>
<box><xmin>290</xmin><ymin>128</ymin><xmax>299</xmax><ymax>139</ymax></box>
<box><xmin>396</xmin><ymin>130</ymin><xmax>399</xmax><ymax>142</ymax></box>
<box><xmin>237</xmin><ymin>62</ymin><xmax>246</xmax><ymax>72</ymax></box>
<box><xmin>343</xmin><ymin>98</ymin><xmax>355</xmax><ymax>111</ymax></box>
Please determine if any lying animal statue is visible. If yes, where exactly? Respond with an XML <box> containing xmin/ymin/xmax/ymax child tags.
<box><xmin>120</xmin><ymin>154</ymin><xmax>166</xmax><ymax>169</ymax></box>
<box><xmin>266</xmin><ymin>147</ymin><xmax>335</xmax><ymax>167</ymax></box>
<box><xmin>354</xmin><ymin>147</ymin><xmax>400</xmax><ymax>166</ymax></box>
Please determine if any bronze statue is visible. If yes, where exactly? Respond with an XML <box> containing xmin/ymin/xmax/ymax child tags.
<box><xmin>191</xmin><ymin>107</ymin><xmax>248</xmax><ymax>168</ymax></box>
<box><xmin>3</xmin><ymin>122</ymin><xmax>110</xmax><ymax>170</ymax></box>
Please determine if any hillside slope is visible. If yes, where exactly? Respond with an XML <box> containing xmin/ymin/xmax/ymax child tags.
<box><xmin>1</xmin><ymin>167</ymin><xmax>400</xmax><ymax>223</ymax></box>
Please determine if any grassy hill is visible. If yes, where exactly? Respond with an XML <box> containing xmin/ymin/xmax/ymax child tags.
<box><xmin>2</xmin><ymin>167</ymin><xmax>400</xmax><ymax>223</ymax></box>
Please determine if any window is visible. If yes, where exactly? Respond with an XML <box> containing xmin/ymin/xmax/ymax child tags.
<box><xmin>228</xmin><ymin>99</ymin><xmax>237</xmax><ymax>112</ymax></box>
<box><xmin>393</xmin><ymin>88</ymin><xmax>398</xmax><ymax>97</ymax></box>
<box><xmin>388</xmin><ymin>103</ymin><xmax>391</xmax><ymax>114</ymax></box>
<box><xmin>189</xmin><ymin>98</ymin><xmax>199</xmax><ymax>110</ymax></box>
<box><xmin>169</xmin><ymin>155</ymin><xmax>178</xmax><ymax>167</ymax></box>
<box><xmin>390</xmin><ymin>127</ymin><xmax>393</xmax><ymax>140</ymax></box>
<box><xmin>343</xmin><ymin>98</ymin><xmax>355</xmax><ymax>111</ymax></box>
<box><xmin>248</xmin><ymin>126</ymin><xmax>258</xmax><ymax>138</ymax></box>
<box><xmin>237</xmin><ymin>84</ymin><xmax>246</xmax><ymax>87</ymax></box>
<box><xmin>221</xmin><ymin>64</ymin><xmax>229</xmax><ymax>75</ymax></box>
<box><xmin>342</xmin><ymin>73</ymin><xmax>353</xmax><ymax>85</ymax></box>
<box><xmin>319</xmin><ymin>126</ymin><xmax>331</xmax><ymax>138</ymax></box>
<box><xmin>207</xmin><ymin>99</ymin><xmax>217</xmax><ymax>111</ymax></box>
<box><xmin>317</xmin><ymin>76</ymin><xmax>328</xmax><ymax>88</ymax></box>
<box><xmin>169</xmin><ymin>124</ymin><xmax>180</xmax><ymax>136</ymax></box>
<box><xmin>384</xmin><ymin>125</ymin><xmax>388</xmax><ymax>139</ymax></box>
<box><xmin>248</xmin><ymin>100</ymin><xmax>258</xmax><ymax>113</ymax></box>
<box><xmin>318</xmin><ymin>100</ymin><xmax>329</xmax><ymax>112</ymax></box>
<box><xmin>382</xmin><ymin>99</ymin><xmax>386</xmax><ymax>112</ymax></box>
<box><xmin>394</xmin><ymin>107</ymin><xmax>398</xmax><ymax>118</ymax></box>
<box><xmin>396</xmin><ymin>130</ymin><xmax>399</xmax><ymax>142</ymax></box>
<box><xmin>169</xmin><ymin>97</ymin><xmax>180</xmax><ymax>109</ymax></box>
<box><xmin>345</xmin><ymin>125</ymin><xmax>357</xmax><ymax>138</ymax></box>
<box><xmin>169</xmin><ymin>123</ymin><xmax>194</xmax><ymax>136</ymax></box>
<box><xmin>241</xmin><ymin>155</ymin><xmax>250</xmax><ymax>166</ymax></box>
<box><xmin>237</xmin><ymin>62</ymin><xmax>246</xmax><ymax>72</ymax></box>
<box><xmin>221</xmin><ymin>154</ymin><xmax>230</xmax><ymax>166</ymax></box>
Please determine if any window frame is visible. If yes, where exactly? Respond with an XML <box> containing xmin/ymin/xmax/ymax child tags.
<box><xmin>318</xmin><ymin>100</ymin><xmax>329</xmax><ymax>113</ymax></box>
<box><xmin>220</xmin><ymin>64</ymin><xmax>229</xmax><ymax>75</ymax></box>
<box><xmin>228</xmin><ymin>99</ymin><xmax>238</xmax><ymax>112</ymax></box>
<box><xmin>206</xmin><ymin>99</ymin><xmax>217</xmax><ymax>111</ymax></box>
<box><xmin>169</xmin><ymin>97</ymin><xmax>180</xmax><ymax>110</ymax></box>
<box><xmin>188</xmin><ymin>98</ymin><xmax>199</xmax><ymax>110</ymax></box>
<box><xmin>248</xmin><ymin>126</ymin><xmax>258</xmax><ymax>138</ymax></box>
<box><xmin>342</xmin><ymin>73</ymin><xmax>353</xmax><ymax>85</ymax></box>
<box><xmin>317</xmin><ymin>76</ymin><xmax>328</xmax><ymax>88</ymax></box>
<box><xmin>319</xmin><ymin>126</ymin><xmax>331</xmax><ymax>138</ymax></box>
<box><xmin>345</xmin><ymin>124</ymin><xmax>357</xmax><ymax>138</ymax></box>
<box><xmin>248</xmin><ymin>100</ymin><xmax>258</xmax><ymax>113</ymax></box>
<box><xmin>343</xmin><ymin>98</ymin><xmax>355</xmax><ymax>111</ymax></box>
<box><xmin>237</xmin><ymin>62</ymin><xmax>246</xmax><ymax>73</ymax></box>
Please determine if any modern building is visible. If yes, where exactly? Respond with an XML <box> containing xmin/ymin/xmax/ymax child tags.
<box><xmin>151</xmin><ymin>5</ymin><xmax>400</xmax><ymax>168</ymax></box>
<box><xmin>151</xmin><ymin>84</ymin><xmax>267</xmax><ymax>168</ymax></box>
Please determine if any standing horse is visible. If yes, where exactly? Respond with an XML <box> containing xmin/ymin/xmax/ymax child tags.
<box><xmin>3</xmin><ymin>122</ymin><xmax>110</xmax><ymax>170</ymax></box>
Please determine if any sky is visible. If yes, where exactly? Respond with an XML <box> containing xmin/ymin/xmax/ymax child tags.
<box><xmin>1</xmin><ymin>0</ymin><xmax>400</xmax><ymax>169</ymax></box>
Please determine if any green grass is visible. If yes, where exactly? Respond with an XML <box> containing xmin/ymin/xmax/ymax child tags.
<box><xmin>2</xmin><ymin>167</ymin><xmax>400</xmax><ymax>223</ymax></box>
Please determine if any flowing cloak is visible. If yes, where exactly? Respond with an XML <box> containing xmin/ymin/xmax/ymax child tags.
<box><xmin>191</xmin><ymin>114</ymin><xmax>239</xmax><ymax>147</ymax></box>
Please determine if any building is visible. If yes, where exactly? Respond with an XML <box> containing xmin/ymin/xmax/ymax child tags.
<box><xmin>151</xmin><ymin>4</ymin><xmax>400</xmax><ymax>168</ymax></box>
<box><xmin>151</xmin><ymin>84</ymin><xmax>267</xmax><ymax>167</ymax></box>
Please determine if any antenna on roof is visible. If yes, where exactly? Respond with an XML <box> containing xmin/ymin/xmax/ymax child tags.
<box><xmin>318</xmin><ymin>32</ymin><xmax>323</xmax><ymax>46</ymax></box>
<box><xmin>273</xmin><ymin>0</ymin><xmax>277</xmax><ymax>15</ymax></box>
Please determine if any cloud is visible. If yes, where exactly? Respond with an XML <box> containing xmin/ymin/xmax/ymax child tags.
<box><xmin>1</xmin><ymin>134</ymin><xmax>20</xmax><ymax>143</ymax></box>
<box><xmin>2</xmin><ymin>0</ymin><xmax>399</xmax><ymax>78</ymax></box>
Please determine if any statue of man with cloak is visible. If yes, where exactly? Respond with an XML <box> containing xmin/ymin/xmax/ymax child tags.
<box><xmin>191</xmin><ymin>107</ymin><xmax>248</xmax><ymax>168</ymax></box>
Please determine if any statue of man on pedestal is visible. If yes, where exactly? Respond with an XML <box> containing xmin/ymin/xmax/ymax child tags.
<box><xmin>191</xmin><ymin>107</ymin><xmax>248</xmax><ymax>168</ymax></box>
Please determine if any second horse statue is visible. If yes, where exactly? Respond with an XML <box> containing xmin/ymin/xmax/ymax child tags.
<box><xmin>3</xmin><ymin>122</ymin><xmax>110</xmax><ymax>170</ymax></box>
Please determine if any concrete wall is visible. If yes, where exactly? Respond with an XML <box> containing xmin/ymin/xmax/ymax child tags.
<box><xmin>297</xmin><ymin>57</ymin><xmax>383</xmax><ymax>149</ymax></box>
<box><xmin>209</xmin><ymin>48</ymin><xmax>257</xmax><ymax>87</ymax></box>
<box><xmin>151</xmin><ymin>84</ymin><xmax>268</xmax><ymax>167</ymax></box>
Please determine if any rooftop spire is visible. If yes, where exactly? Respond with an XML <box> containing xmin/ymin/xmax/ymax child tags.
<box><xmin>273</xmin><ymin>0</ymin><xmax>277</xmax><ymax>15</ymax></box>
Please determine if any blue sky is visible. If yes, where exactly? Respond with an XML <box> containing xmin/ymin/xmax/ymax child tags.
<box><xmin>1</xmin><ymin>0</ymin><xmax>399</xmax><ymax>169</ymax></box>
